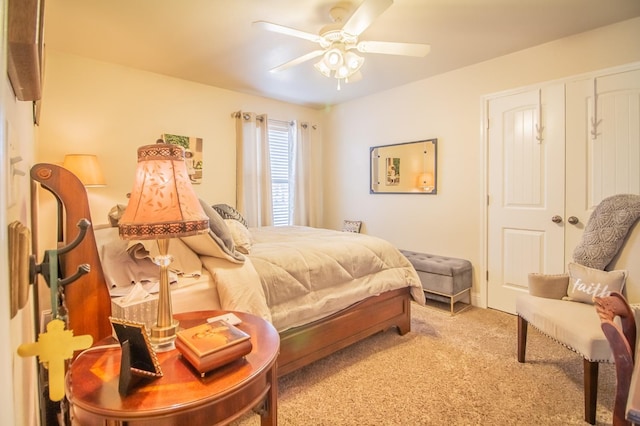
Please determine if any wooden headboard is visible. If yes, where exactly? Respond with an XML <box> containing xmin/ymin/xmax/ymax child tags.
<box><xmin>31</xmin><ymin>164</ymin><xmax>112</xmax><ymax>342</ymax></box>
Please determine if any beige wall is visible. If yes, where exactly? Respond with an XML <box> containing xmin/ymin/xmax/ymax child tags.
<box><xmin>323</xmin><ymin>17</ymin><xmax>640</xmax><ymax>306</ymax></box>
<box><xmin>2</xmin><ymin>85</ymin><xmax>37</xmax><ymax>426</ymax></box>
<box><xmin>3</xmin><ymin>102</ymin><xmax>37</xmax><ymax>426</ymax></box>
<box><xmin>37</xmin><ymin>51</ymin><xmax>325</xmax><ymax>228</ymax></box>
<box><xmin>1</xmin><ymin>0</ymin><xmax>39</xmax><ymax>423</ymax></box>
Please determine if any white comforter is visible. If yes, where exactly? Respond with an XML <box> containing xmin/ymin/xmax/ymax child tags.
<box><xmin>202</xmin><ymin>226</ymin><xmax>424</xmax><ymax>331</ymax></box>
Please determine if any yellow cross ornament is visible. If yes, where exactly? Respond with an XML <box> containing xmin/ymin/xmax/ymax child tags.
<box><xmin>17</xmin><ymin>319</ymin><xmax>93</xmax><ymax>401</ymax></box>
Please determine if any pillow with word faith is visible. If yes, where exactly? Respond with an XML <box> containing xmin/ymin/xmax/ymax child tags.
<box><xmin>564</xmin><ymin>262</ymin><xmax>628</xmax><ymax>304</ymax></box>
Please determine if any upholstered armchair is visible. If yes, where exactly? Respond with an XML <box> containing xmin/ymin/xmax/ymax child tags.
<box><xmin>516</xmin><ymin>194</ymin><xmax>640</xmax><ymax>424</ymax></box>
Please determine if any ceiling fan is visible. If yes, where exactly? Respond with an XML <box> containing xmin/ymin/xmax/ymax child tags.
<box><xmin>254</xmin><ymin>0</ymin><xmax>430</xmax><ymax>89</ymax></box>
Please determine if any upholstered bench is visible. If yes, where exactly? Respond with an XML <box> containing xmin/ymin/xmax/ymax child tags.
<box><xmin>400</xmin><ymin>250</ymin><xmax>472</xmax><ymax>315</ymax></box>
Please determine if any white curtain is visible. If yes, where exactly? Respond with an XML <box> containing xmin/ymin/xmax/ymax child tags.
<box><xmin>234</xmin><ymin>112</ymin><xmax>273</xmax><ymax>227</ymax></box>
<box><xmin>292</xmin><ymin>122</ymin><xmax>322</xmax><ymax>227</ymax></box>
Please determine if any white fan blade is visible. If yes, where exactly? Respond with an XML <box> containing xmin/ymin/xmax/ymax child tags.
<box><xmin>356</xmin><ymin>40</ymin><xmax>431</xmax><ymax>57</ymax></box>
<box><xmin>342</xmin><ymin>0</ymin><xmax>393</xmax><ymax>36</ymax></box>
<box><xmin>253</xmin><ymin>21</ymin><xmax>321</xmax><ymax>43</ymax></box>
<box><xmin>270</xmin><ymin>50</ymin><xmax>325</xmax><ymax>73</ymax></box>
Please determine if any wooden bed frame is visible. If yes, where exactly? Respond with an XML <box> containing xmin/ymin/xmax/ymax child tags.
<box><xmin>30</xmin><ymin>163</ymin><xmax>412</xmax><ymax>377</ymax></box>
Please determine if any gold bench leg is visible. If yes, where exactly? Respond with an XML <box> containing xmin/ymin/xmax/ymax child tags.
<box><xmin>425</xmin><ymin>288</ymin><xmax>472</xmax><ymax>316</ymax></box>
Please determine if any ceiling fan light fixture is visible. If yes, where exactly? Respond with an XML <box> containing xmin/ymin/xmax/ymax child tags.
<box><xmin>257</xmin><ymin>0</ymin><xmax>429</xmax><ymax>90</ymax></box>
<box><xmin>336</xmin><ymin>66</ymin><xmax>350</xmax><ymax>79</ymax></box>
<box><xmin>314</xmin><ymin>60</ymin><xmax>332</xmax><ymax>78</ymax></box>
<box><xmin>315</xmin><ymin>48</ymin><xmax>363</xmax><ymax>81</ymax></box>
<box><xmin>323</xmin><ymin>48</ymin><xmax>344</xmax><ymax>70</ymax></box>
<box><xmin>257</xmin><ymin>0</ymin><xmax>429</xmax><ymax>89</ymax></box>
<box><xmin>344</xmin><ymin>51</ymin><xmax>364</xmax><ymax>72</ymax></box>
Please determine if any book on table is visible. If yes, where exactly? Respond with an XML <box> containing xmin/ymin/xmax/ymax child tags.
<box><xmin>175</xmin><ymin>319</ymin><xmax>253</xmax><ymax>375</ymax></box>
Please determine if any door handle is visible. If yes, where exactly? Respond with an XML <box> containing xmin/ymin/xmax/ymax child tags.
<box><xmin>551</xmin><ymin>215</ymin><xmax>562</xmax><ymax>223</ymax></box>
<box><xmin>568</xmin><ymin>216</ymin><xmax>579</xmax><ymax>225</ymax></box>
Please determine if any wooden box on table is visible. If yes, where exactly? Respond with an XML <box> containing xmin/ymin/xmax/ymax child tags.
<box><xmin>175</xmin><ymin>319</ymin><xmax>253</xmax><ymax>376</ymax></box>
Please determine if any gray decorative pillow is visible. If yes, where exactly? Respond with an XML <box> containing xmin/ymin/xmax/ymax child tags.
<box><xmin>180</xmin><ymin>200</ymin><xmax>244</xmax><ymax>263</ymax></box>
<box><xmin>573</xmin><ymin>194</ymin><xmax>640</xmax><ymax>269</ymax></box>
<box><xmin>213</xmin><ymin>204</ymin><xmax>249</xmax><ymax>228</ymax></box>
<box><xmin>108</xmin><ymin>204</ymin><xmax>127</xmax><ymax>227</ymax></box>
<box><xmin>342</xmin><ymin>220</ymin><xmax>362</xmax><ymax>233</ymax></box>
<box><xmin>200</xmin><ymin>200</ymin><xmax>236</xmax><ymax>249</ymax></box>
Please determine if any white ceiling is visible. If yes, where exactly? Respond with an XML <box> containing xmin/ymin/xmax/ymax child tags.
<box><xmin>44</xmin><ymin>0</ymin><xmax>640</xmax><ymax>109</ymax></box>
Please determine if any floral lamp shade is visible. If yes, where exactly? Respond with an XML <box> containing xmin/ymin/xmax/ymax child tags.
<box><xmin>119</xmin><ymin>143</ymin><xmax>209</xmax><ymax>240</ymax></box>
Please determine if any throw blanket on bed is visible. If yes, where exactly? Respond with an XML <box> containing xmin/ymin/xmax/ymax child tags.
<box><xmin>203</xmin><ymin>226</ymin><xmax>424</xmax><ymax>331</ymax></box>
<box><xmin>573</xmin><ymin>194</ymin><xmax>640</xmax><ymax>270</ymax></box>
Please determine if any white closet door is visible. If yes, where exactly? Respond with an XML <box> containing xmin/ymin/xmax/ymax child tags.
<box><xmin>565</xmin><ymin>68</ymin><xmax>640</xmax><ymax>259</ymax></box>
<box><xmin>487</xmin><ymin>83</ymin><xmax>566</xmax><ymax>313</ymax></box>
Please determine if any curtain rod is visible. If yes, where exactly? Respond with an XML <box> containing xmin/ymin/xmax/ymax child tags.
<box><xmin>230</xmin><ymin>111</ymin><xmax>264</xmax><ymax>122</ymax></box>
<box><xmin>231</xmin><ymin>111</ymin><xmax>316</xmax><ymax>129</ymax></box>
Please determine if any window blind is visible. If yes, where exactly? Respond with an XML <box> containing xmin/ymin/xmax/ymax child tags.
<box><xmin>268</xmin><ymin>119</ymin><xmax>292</xmax><ymax>226</ymax></box>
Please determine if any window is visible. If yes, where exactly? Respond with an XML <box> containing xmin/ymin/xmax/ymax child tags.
<box><xmin>268</xmin><ymin>119</ymin><xmax>293</xmax><ymax>226</ymax></box>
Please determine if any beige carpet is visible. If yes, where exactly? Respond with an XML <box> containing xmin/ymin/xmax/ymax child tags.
<box><xmin>233</xmin><ymin>302</ymin><xmax>616</xmax><ymax>426</ymax></box>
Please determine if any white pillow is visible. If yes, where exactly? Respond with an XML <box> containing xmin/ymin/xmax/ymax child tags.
<box><xmin>564</xmin><ymin>262</ymin><xmax>627</xmax><ymax>304</ymax></box>
<box><xmin>98</xmin><ymin>230</ymin><xmax>161</xmax><ymax>288</ymax></box>
<box><xmin>127</xmin><ymin>238</ymin><xmax>202</xmax><ymax>277</ymax></box>
<box><xmin>94</xmin><ymin>225</ymin><xmax>122</xmax><ymax>253</ymax></box>
<box><xmin>224</xmin><ymin>219</ymin><xmax>252</xmax><ymax>254</ymax></box>
<box><xmin>95</xmin><ymin>227</ymin><xmax>191</xmax><ymax>291</ymax></box>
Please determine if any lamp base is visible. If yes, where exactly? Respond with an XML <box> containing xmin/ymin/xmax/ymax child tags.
<box><xmin>150</xmin><ymin>319</ymin><xmax>179</xmax><ymax>352</ymax></box>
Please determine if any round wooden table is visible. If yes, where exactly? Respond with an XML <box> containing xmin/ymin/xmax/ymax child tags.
<box><xmin>66</xmin><ymin>310</ymin><xmax>280</xmax><ymax>426</ymax></box>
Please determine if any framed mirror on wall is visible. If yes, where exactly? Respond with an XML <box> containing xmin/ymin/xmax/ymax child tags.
<box><xmin>370</xmin><ymin>139</ymin><xmax>437</xmax><ymax>194</ymax></box>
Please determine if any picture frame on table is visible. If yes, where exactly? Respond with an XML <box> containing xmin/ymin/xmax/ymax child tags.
<box><xmin>109</xmin><ymin>317</ymin><xmax>163</xmax><ymax>395</ymax></box>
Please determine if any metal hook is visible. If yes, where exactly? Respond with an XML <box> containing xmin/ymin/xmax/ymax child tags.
<box><xmin>29</xmin><ymin>218</ymin><xmax>91</xmax><ymax>288</ymax></box>
<box><xmin>57</xmin><ymin>219</ymin><xmax>90</xmax><ymax>255</ymax></box>
<box><xmin>59</xmin><ymin>264</ymin><xmax>90</xmax><ymax>287</ymax></box>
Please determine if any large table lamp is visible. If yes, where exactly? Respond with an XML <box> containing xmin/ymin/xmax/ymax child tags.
<box><xmin>118</xmin><ymin>143</ymin><xmax>209</xmax><ymax>350</ymax></box>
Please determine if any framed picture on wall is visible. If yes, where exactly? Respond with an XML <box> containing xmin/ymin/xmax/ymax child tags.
<box><xmin>162</xmin><ymin>133</ymin><xmax>204</xmax><ymax>184</ymax></box>
<box><xmin>385</xmin><ymin>157</ymin><xmax>400</xmax><ymax>185</ymax></box>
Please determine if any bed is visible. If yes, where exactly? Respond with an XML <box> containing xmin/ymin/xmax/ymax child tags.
<box><xmin>31</xmin><ymin>163</ymin><xmax>424</xmax><ymax>376</ymax></box>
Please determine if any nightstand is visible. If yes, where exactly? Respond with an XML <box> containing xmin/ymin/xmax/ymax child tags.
<box><xmin>66</xmin><ymin>310</ymin><xmax>279</xmax><ymax>425</ymax></box>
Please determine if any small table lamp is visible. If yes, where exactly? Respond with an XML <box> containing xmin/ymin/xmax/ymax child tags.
<box><xmin>62</xmin><ymin>154</ymin><xmax>106</xmax><ymax>187</ymax></box>
<box><xmin>417</xmin><ymin>172</ymin><xmax>435</xmax><ymax>193</ymax></box>
<box><xmin>118</xmin><ymin>143</ymin><xmax>209</xmax><ymax>350</ymax></box>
